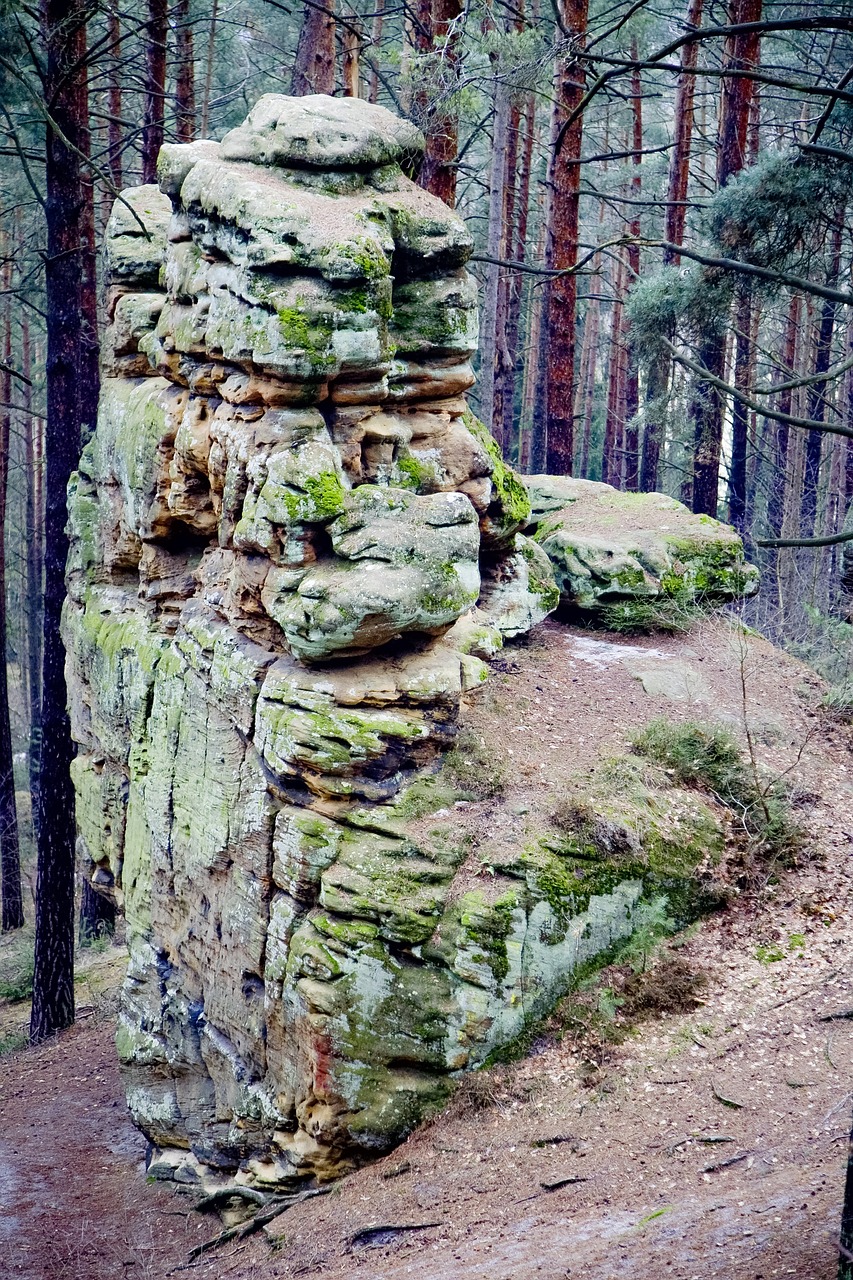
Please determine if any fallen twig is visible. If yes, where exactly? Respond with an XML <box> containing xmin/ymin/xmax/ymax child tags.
<box><xmin>702</xmin><ymin>1150</ymin><xmax>750</xmax><ymax>1174</ymax></box>
<box><xmin>350</xmin><ymin>1221</ymin><xmax>444</xmax><ymax>1248</ymax></box>
<box><xmin>540</xmin><ymin>1175</ymin><xmax>589</xmax><ymax>1191</ymax></box>
<box><xmin>712</xmin><ymin>1082</ymin><xmax>745</xmax><ymax>1110</ymax></box>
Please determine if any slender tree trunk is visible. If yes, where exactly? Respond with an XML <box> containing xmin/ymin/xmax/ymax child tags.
<box><xmin>643</xmin><ymin>0</ymin><xmax>702</xmax><ymax>493</ymax></box>
<box><xmin>142</xmin><ymin>0</ymin><xmax>168</xmax><ymax>184</ymax></box>
<box><xmin>603</xmin><ymin>254</ymin><xmax>626</xmax><ymax>487</ymax></box>
<box><xmin>690</xmin><ymin>0</ymin><xmax>761</xmax><ymax>515</ymax></box>
<box><xmin>200</xmin><ymin>0</ymin><xmax>219</xmax><ymax>135</ymax></box>
<box><xmin>368</xmin><ymin>0</ymin><xmax>384</xmax><ymax>103</ymax></box>
<box><xmin>78</xmin><ymin>53</ymin><xmax>99</xmax><ymax>441</ymax></box>
<box><xmin>31</xmin><ymin>0</ymin><xmax>87</xmax><ymax>1044</ymax></box>
<box><xmin>491</xmin><ymin>99</ymin><xmax>520</xmax><ymax>454</ymax></box>
<box><xmin>342</xmin><ymin>23</ymin><xmax>360</xmax><ymax>97</ymax></box>
<box><xmin>840</xmin><ymin>1107</ymin><xmax>853</xmax><ymax>1280</ymax></box>
<box><xmin>0</xmin><ymin>245</ymin><xmax>22</xmax><ymax>932</ymax></box>
<box><xmin>107</xmin><ymin>9</ymin><xmax>123</xmax><ymax>188</ymax></box>
<box><xmin>623</xmin><ymin>53</ymin><xmax>642</xmax><ymax>490</ymax></box>
<box><xmin>501</xmin><ymin>91</ymin><xmax>535</xmax><ymax>463</ymax></box>
<box><xmin>415</xmin><ymin>1</ymin><xmax>464</xmax><ymax>208</ymax></box>
<box><xmin>542</xmin><ymin>0</ymin><xmax>589</xmax><ymax>475</ymax></box>
<box><xmin>292</xmin><ymin>0</ymin><xmax>336</xmax><ymax>96</ymax></box>
<box><xmin>175</xmin><ymin>0</ymin><xmax>195</xmax><ymax>141</ymax></box>
<box><xmin>664</xmin><ymin>0</ymin><xmax>703</xmax><ymax>265</ymax></box>
<box><xmin>728</xmin><ymin>286</ymin><xmax>753</xmax><ymax>529</ymax></box>
<box><xmin>478</xmin><ymin>77</ymin><xmax>511</xmax><ymax>449</ymax></box>
<box><xmin>22</xmin><ymin>320</ymin><xmax>42</xmax><ymax>845</ymax></box>
<box><xmin>529</xmin><ymin>90</ymin><xmax>561</xmax><ymax>474</ymax></box>
<box><xmin>800</xmin><ymin>219</ymin><xmax>843</xmax><ymax>538</ymax></box>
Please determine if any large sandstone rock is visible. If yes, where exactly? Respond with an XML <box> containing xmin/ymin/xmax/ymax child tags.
<box><xmin>525</xmin><ymin>475</ymin><xmax>758</xmax><ymax>626</ymax></box>
<box><xmin>68</xmin><ymin>95</ymin><xmax>563</xmax><ymax>1191</ymax></box>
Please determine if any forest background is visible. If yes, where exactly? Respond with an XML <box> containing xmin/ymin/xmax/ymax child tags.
<box><xmin>0</xmin><ymin>0</ymin><xmax>853</xmax><ymax>1040</ymax></box>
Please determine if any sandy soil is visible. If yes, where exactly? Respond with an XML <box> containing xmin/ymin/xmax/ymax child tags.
<box><xmin>1</xmin><ymin>616</ymin><xmax>851</xmax><ymax>1280</ymax></box>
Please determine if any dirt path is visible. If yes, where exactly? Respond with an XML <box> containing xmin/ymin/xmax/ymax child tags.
<box><xmin>0</xmin><ymin>619</ymin><xmax>851</xmax><ymax>1279</ymax></box>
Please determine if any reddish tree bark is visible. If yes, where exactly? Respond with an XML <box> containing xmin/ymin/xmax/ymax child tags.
<box><xmin>368</xmin><ymin>0</ymin><xmax>384</xmax><ymax>103</ymax></box>
<box><xmin>175</xmin><ymin>0</ymin><xmax>195</xmax><ymax>141</ymax></box>
<box><xmin>664</xmin><ymin>0</ymin><xmax>703</xmax><ymax>265</ymax></box>
<box><xmin>690</xmin><ymin>0</ymin><xmax>762</xmax><ymax>516</ymax></box>
<box><xmin>542</xmin><ymin>0</ymin><xmax>590</xmax><ymax>475</ymax></box>
<box><xmin>414</xmin><ymin>0</ymin><xmax>463</xmax><ymax>207</ymax></box>
<box><xmin>342</xmin><ymin>22</ymin><xmax>361</xmax><ymax>97</ymax></box>
<box><xmin>141</xmin><ymin>0</ymin><xmax>168</xmax><ymax>183</ymax></box>
<box><xmin>292</xmin><ymin>0</ymin><xmax>336</xmax><ymax>96</ymax></box>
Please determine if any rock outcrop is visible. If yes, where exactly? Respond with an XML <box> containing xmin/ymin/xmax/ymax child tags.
<box><xmin>67</xmin><ymin>95</ymin><xmax>561</xmax><ymax>1190</ymax></box>
<box><xmin>526</xmin><ymin>475</ymin><xmax>758</xmax><ymax>628</ymax></box>
<box><xmin>66</xmin><ymin>94</ymin><xmax>757</xmax><ymax>1194</ymax></box>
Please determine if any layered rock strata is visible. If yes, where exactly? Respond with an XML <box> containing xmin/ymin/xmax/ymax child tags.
<box><xmin>67</xmin><ymin>95</ymin><xmax>562</xmax><ymax>1189</ymax></box>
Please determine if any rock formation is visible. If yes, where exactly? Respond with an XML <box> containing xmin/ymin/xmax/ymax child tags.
<box><xmin>66</xmin><ymin>94</ymin><xmax>756</xmax><ymax>1192</ymax></box>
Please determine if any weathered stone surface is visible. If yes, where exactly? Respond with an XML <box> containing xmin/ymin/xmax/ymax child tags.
<box><xmin>219</xmin><ymin>94</ymin><xmax>424</xmax><ymax>171</ymax></box>
<box><xmin>67</xmin><ymin>95</ymin><xmax>561</xmax><ymax>1192</ymax></box>
<box><xmin>525</xmin><ymin>475</ymin><xmax>758</xmax><ymax>622</ymax></box>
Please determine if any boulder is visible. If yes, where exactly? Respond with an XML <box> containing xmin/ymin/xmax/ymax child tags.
<box><xmin>525</xmin><ymin>475</ymin><xmax>758</xmax><ymax>624</ymax></box>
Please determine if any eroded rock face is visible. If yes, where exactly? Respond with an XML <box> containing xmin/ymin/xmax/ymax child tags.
<box><xmin>67</xmin><ymin>95</ymin><xmax>560</xmax><ymax>1190</ymax></box>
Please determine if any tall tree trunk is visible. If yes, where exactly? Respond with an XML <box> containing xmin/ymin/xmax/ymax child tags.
<box><xmin>478</xmin><ymin>77</ymin><xmax>511</xmax><ymax>449</ymax></box>
<box><xmin>623</xmin><ymin>51</ymin><xmax>642</xmax><ymax>490</ymax></box>
<box><xmin>644</xmin><ymin>0</ymin><xmax>702</xmax><ymax>492</ymax></box>
<box><xmin>367</xmin><ymin>0</ymin><xmax>384</xmax><ymax>103</ymax></box>
<box><xmin>292</xmin><ymin>0</ymin><xmax>336</xmax><ymax>96</ymax></box>
<box><xmin>690</xmin><ymin>0</ymin><xmax>761</xmax><ymax>516</ymax></box>
<box><xmin>529</xmin><ymin>90</ymin><xmax>561</xmax><ymax>474</ymax></box>
<box><xmin>107</xmin><ymin>8</ymin><xmax>123</xmax><ymax>188</ymax></box>
<box><xmin>491</xmin><ymin>98</ymin><xmax>521</xmax><ymax>454</ymax></box>
<box><xmin>175</xmin><ymin>0</ymin><xmax>195</xmax><ymax>141</ymax></box>
<box><xmin>763</xmin><ymin>295</ymin><xmax>800</xmax><ymax>615</ymax></box>
<box><xmin>728</xmin><ymin>286</ymin><xmax>753</xmax><ymax>530</ymax></box>
<box><xmin>142</xmin><ymin>0</ymin><xmax>168</xmax><ymax>184</ymax></box>
<box><xmin>200</xmin><ymin>0</ymin><xmax>219</xmax><ymax>136</ymax></box>
<box><xmin>542</xmin><ymin>0</ymin><xmax>590</xmax><ymax>475</ymax></box>
<box><xmin>414</xmin><ymin>0</ymin><xmax>463</xmax><ymax>207</ymax></box>
<box><xmin>22</xmin><ymin>320</ymin><xmax>42</xmax><ymax>845</ymax></box>
<box><xmin>840</xmin><ymin>1109</ymin><xmax>853</xmax><ymax>1280</ymax></box>
<box><xmin>663</xmin><ymin>0</ymin><xmax>703</xmax><ymax>264</ymax></box>
<box><xmin>603</xmin><ymin>254</ymin><xmax>626</xmax><ymax>487</ymax></box>
<box><xmin>77</xmin><ymin>38</ymin><xmax>114</xmax><ymax>944</ymax></box>
<box><xmin>78</xmin><ymin>52</ymin><xmax>99</xmax><ymax>441</ymax></box>
<box><xmin>31</xmin><ymin>0</ymin><xmax>87</xmax><ymax>1043</ymax></box>
<box><xmin>0</xmin><ymin>244</ymin><xmax>22</xmax><ymax>932</ymax></box>
<box><xmin>800</xmin><ymin>219</ymin><xmax>843</xmax><ymax>538</ymax></box>
<box><xmin>342</xmin><ymin>22</ymin><xmax>360</xmax><ymax>97</ymax></box>
<box><xmin>500</xmin><ymin>91</ymin><xmax>535</xmax><ymax>463</ymax></box>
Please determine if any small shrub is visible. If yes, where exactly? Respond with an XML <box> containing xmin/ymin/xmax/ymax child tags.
<box><xmin>631</xmin><ymin>718</ymin><xmax>804</xmax><ymax>864</ymax></box>
<box><xmin>620</xmin><ymin>954</ymin><xmax>707</xmax><ymax>1016</ymax></box>
<box><xmin>0</xmin><ymin>944</ymin><xmax>34</xmax><ymax>1003</ymax></box>
<box><xmin>821</xmin><ymin>680</ymin><xmax>853</xmax><ymax>721</ymax></box>
<box><xmin>598</xmin><ymin>596</ymin><xmax>704</xmax><ymax>635</ymax></box>
<box><xmin>0</xmin><ymin>1029</ymin><xmax>27</xmax><ymax>1055</ymax></box>
<box><xmin>442</xmin><ymin>729</ymin><xmax>506</xmax><ymax>800</ymax></box>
